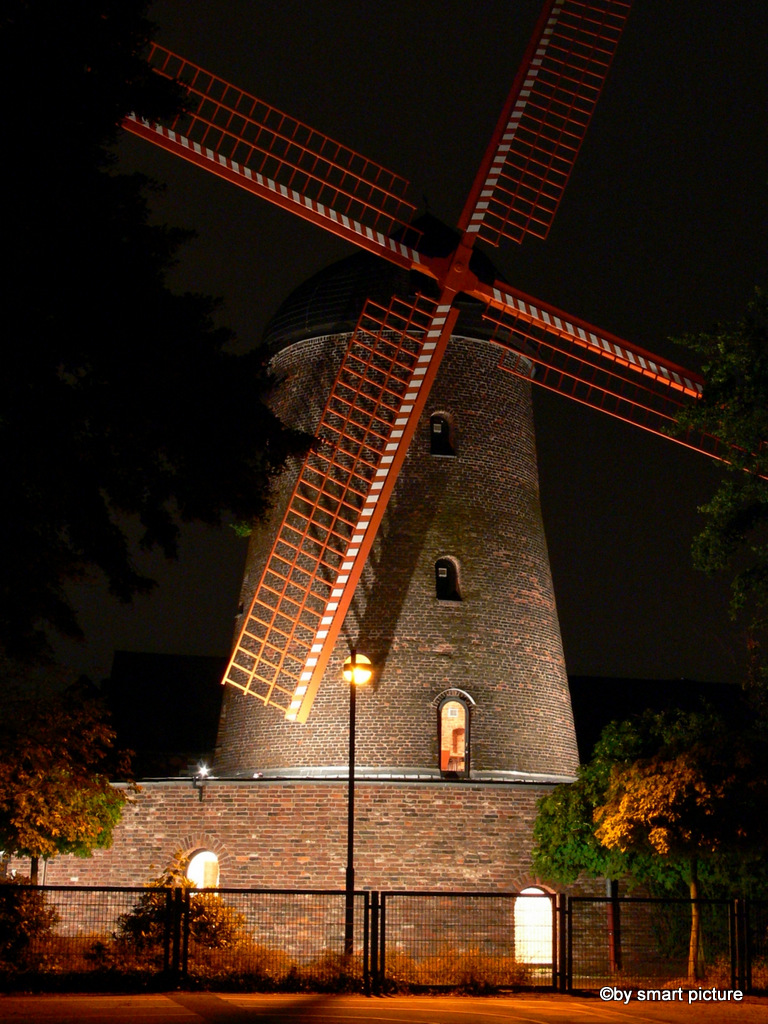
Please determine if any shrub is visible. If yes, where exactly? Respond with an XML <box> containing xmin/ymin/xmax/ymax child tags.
<box><xmin>117</xmin><ymin>886</ymin><xmax>172</xmax><ymax>950</ymax></box>
<box><xmin>187</xmin><ymin>892</ymin><xmax>247</xmax><ymax>950</ymax></box>
<box><xmin>118</xmin><ymin>857</ymin><xmax>248</xmax><ymax>952</ymax></box>
<box><xmin>186</xmin><ymin>941</ymin><xmax>301</xmax><ymax>990</ymax></box>
<box><xmin>382</xmin><ymin>948</ymin><xmax>529</xmax><ymax>993</ymax></box>
<box><xmin>300</xmin><ymin>951</ymin><xmax>364</xmax><ymax>993</ymax></box>
<box><xmin>0</xmin><ymin>877</ymin><xmax>59</xmax><ymax>962</ymax></box>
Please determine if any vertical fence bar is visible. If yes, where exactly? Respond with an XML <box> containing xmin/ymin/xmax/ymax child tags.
<box><xmin>606</xmin><ymin>879</ymin><xmax>622</xmax><ymax>972</ymax></box>
<box><xmin>730</xmin><ymin>899</ymin><xmax>738</xmax><ymax>991</ymax></box>
<box><xmin>555</xmin><ymin>894</ymin><xmax>566</xmax><ymax>992</ymax></box>
<box><xmin>180</xmin><ymin>888</ymin><xmax>190</xmax><ymax>981</ymax></box>
<box><xmin>170</xmin><ymin>887</ymin><xmax>183</xmax><ymax>981</ymax></box>
<box><xmin>163</xmin><ymin>888</ymin><xmax>172</xmax><ymax>973</ymax></box>
<box><xmin>363</xmin><ymin>891</ymin><xmax>370</xmax><ymax>996</ymax></box>
<box><xmin>550</xmin><ymin>894</ymin><xmax>558</xmax><ymax>990</ymax></box>
<box><xmin>380</xmin><ymin>892</ymin><xmax>387</xmax><ymax>989</ymax></box>
<box><xmin>741</xmin><ymin>901</ymin><xmax>753</xmax><ymax>995</ymax></box>
<box><xmin>370</xmin><ymin>891</ymin><xmax>379</xmax><ymax>995</ymax></box>
<box><xmin>565</xmin><ymin>895</ymin><xmax>573</xmax><ymax>993</ymax></box>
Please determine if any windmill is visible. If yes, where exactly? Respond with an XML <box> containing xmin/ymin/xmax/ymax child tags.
<box><xmin>123</xmin><ymin>1</ymin><xmax>740</xmax><ymax>774</ymax></box>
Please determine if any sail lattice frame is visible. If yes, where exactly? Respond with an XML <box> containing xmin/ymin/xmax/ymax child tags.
<box><xmin>224</xmin><ymin>294</ymin><xmax>456</xmax><ymax>721</ymax></box>
<box><xmin>461</xmin><ymin>0</ymin><xmax>632</xmax><ymax>246</ymax></box>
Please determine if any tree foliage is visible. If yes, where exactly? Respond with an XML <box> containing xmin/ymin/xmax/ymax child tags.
<box><xmin>534</xmin><ymin>706</ymin><xmax>768</xmax><ymax>896</ymax></box>
<box><xmin>674</xmin><ymin>290</ymin><xmax>768</xmax><ymax>676</ymax></box>
<box><xmin>0</xmin><ymin>1</ymin><xmax>306</xmax><ymax>657</ymax></box>
<box><xmin>532</xmin><ymin>718</ymin><xmax>650</xmax><ymax>887</ymax></box>
<box><xmin>534</xmin><ymin>704</ymin><xmax>768</xmax><ymax>978</ymax></box>
<box><xmin>0</xmin><ymin>684</ymin><xmax>130</xmax><ymax>872</ymax></box>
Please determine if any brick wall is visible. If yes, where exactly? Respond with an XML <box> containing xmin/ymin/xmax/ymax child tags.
<box><xmin>26</xmin><ymin>780</ymin><xmax>560</xmax><ymax>893</ymax></box>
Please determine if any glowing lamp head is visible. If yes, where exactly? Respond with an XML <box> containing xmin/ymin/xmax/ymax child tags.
<box><xmin>342</xmin><ymin>652</ymin><xmax>372</xmax><ymax>686</ymax></box>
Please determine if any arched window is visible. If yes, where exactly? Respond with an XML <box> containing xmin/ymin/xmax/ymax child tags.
<box><xmin>430</xmin><ymin>412</ymin><xmax>455</xmax><ymax>456</ymax></box>
<box><xmin>514</xmin><ymin>887</ymin><xmax>553</xmax><ymax>964</ymax></box>
<box><xmin>438</xmin><ymin>697</ymin><xmax>469</xmax><ymax>777</ymax></box>
<box><xmin>187</xmin><ymin>849</ymin><xmax>220</xmax><ymax>889</ymax></box>
<box><xmin>435</xmin><ymin>557</ymin><xmax>461</xmax><ymax>601</ymax></box>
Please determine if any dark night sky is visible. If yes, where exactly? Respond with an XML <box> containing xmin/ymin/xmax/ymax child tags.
<box><xmin>56</xmin><ymin>1</ymin><xmax>768</xmax><ymax>688</ymax></box>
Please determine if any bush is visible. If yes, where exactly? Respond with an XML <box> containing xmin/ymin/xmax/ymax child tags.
<box><xmin>187</xmin><ymin>893</ymin><xmax>247</xmax><ymax>950</ymax></box>
<box><xmin>117</xmin><ymin>886</ymin><xmax>171</xmax><ymax>951</ymax></box>
<box><xmin>299</xmin><ymin>951</ymin><xmax>364</xmax><ymax>993</ymax></box>
<box><xmin>382</xmin><ymin>948</ymin><xmax>530</xmax><ymax>993</ymax></box>
<box><xmin>0</xmin><ymin>877</ymin><xmax>59</xmax><ymax>962</ymax></box>
<box><xmin>186</xmin><ymin>941</ymin><xmax>301</xmax><ymax>990</ymax></box>
<box><xmin>118</xmin><ymin>858</ymin><xmax>248</xmax><ymax>952</ymax></box>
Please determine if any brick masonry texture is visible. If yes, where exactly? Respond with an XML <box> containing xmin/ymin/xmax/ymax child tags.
<box><xmin>31</xmin><ymin>780</ymin><xmax>562</xmax><ymax>892</ymax></box>
<box><xmin>215</xmin><ymin>330</ymin><xmax>579</xmax><ymax>778</ymax></box>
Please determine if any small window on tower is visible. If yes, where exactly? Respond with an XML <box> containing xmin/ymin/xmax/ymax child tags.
<box><xmin>438</xmin><ymin>697</ymin><xmax>469</xmax><ymax>776</ymax></box>
<box><xmin>435</xmin><ymin>557</ymin><xmax>461</xmax><ymax>601</ymax></box>
<box><xmin>430</xmin><ymin>413</ymin><xmax>455</xmax><ymax>456</ymax></box>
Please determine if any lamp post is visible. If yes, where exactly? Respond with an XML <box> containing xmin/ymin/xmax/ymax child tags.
<box><xmin>342</xmin><ymin>649</ymin><xmax>372</xmax><ymax>957</ymax></box>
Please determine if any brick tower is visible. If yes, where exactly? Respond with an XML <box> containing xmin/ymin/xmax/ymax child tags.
<box><xmin>215</xmin><ymin>231</ymin><xmax>578</xmax><ymax>785</ymax></box>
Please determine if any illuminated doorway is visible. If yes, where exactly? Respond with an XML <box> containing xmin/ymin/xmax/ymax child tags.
<box><xmin>187</xmin><ymin>849</ymin><xmax>220</xmax><ymax>889</ymax></box>
<box><xmin>514</xmin><ymin>886</ymin><xmax>552</xmax><ymax>964</ymax></box>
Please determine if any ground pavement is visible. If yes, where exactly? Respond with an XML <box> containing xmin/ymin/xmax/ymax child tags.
<box><xmin>1</xmin><ymin>993</ymin><xmax>768</xmax><ymax>1024</ymax></box>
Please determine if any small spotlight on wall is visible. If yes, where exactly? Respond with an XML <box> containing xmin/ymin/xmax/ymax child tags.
<box><xmin>193</xmin><ymin>762</ymin><xmax>210</xmax><ymax>801</ymax></box>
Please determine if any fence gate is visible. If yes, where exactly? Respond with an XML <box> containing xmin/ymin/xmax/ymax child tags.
<box><xmin>567</xmin><ymin>896</ymin><xmax>752</xmax><ymax>993</ymax></box>
<box><xmin>373</xmin><ymin>890</ymin><xmax>558</xmax><ymax>992</ymax></box>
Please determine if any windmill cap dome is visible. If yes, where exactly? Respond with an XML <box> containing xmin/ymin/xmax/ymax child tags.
<box><xmin>264</xmin><ymin>215</ymin><xmax>508</xmax><ymax>351</ymax></box>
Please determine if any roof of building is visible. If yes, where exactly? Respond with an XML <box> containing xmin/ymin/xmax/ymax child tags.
<box><xmin>264</xmin><ymin>215</ymin><xmax>507</xmax><ymax>351</ymax></box>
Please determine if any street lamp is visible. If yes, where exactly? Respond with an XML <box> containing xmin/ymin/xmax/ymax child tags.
<box><xmin>342</xmin><ymin>649</ymin><xmax>372</xmax><ymax>957</ymax></box>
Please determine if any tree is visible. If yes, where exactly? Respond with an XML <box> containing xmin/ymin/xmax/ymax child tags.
<box><xmin>674</xmin><ymin>290</ymin><xmax>768</xmax><ymax>691</ymax></box>
<box><xmin>0</xmin><ymin>1</ymin><xmax>307</xmax><ymax>658</ymax></box>
<box><xmin>532</xmin><ymin>716</ymin><xmax>684</xmax><ymax>892</ymax></box>
<box><xmin>531</xmin><ymin>718</ymin><xmax>652</xmax><ymax>888</ymax></box>
<box><xmin>533</xmin><ymin>706</ymin><xmax>768</xmax><ymax>980</ymax></box>
<box><xmin>0</xmin><ymin>683</ymin><xmax>131</xmax><ymax>882</ymax></box>
<box><xmin>592</xmin><ymin>715</ymin><xmax>739</xmax><ymax>981</ymax></box>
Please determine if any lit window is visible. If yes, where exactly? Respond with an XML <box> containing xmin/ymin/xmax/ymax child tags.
<box><xmin>187</xmin><ymin>850</ymin><xmax>220</xmax><ymax>889</ymax></box>
<box><xmin>514</xmin><ymin>887</ymin><xmax>553</xmax><ymax>964</ymax></box>
<box><xmin>430</xmin><ymin>412</ymin><xmax>455</xmax><ymax>456</ymax></box>
<box><xmin>435</xmin><ymin>557</ymin><xmax>461</xmax><ymax>601</ymax></box>
<box><xmin>438</xmin><ymin>698</ymin><xmax>469</xmax><ymax>777</ymax></box>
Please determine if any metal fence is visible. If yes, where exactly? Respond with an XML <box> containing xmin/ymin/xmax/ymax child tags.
<box><xmin>1</xmin><ymin>884</ymin><xmax>767</xmax><ymax>994</ymax></box>
<box><xmin>377</xmin><ymin>890</ymin><xmax>556</xmax><ymax>990</ymax></box>
<box><xmin>0</xmin><ymin>884</ymin><xmax>370</xmax><ymax>990</ymax></box>
<box><xmin>182</xmin><ymin>888</ymin><xmax>370</xmax><ymax>987</ymax></box>
<box><xmin>568</xmin><ymin>897</ymin><xmax>733</xmax><ymax>991</ymax></box>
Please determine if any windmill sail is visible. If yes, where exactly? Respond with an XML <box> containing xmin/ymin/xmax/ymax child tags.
<box><xmin>478</xmin><ymin>282</ymin><xmax>722</xmax><ymax>459</ymax></box>
<box><xmin>124</xmin><ymin>44</ymin><xmax>423</xmax><ymax>269</ymax></box>
<box><xmin>459</xmin><ymin>0</ymin><xmax>632</xmax><ymax>245</ymax></box>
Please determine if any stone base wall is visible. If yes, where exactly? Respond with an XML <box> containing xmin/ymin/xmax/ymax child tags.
<box><xmin>17</xmin><ymin>779</ymin><xmax>560</xmax><ymax>892</ymax></box>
